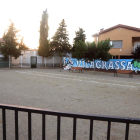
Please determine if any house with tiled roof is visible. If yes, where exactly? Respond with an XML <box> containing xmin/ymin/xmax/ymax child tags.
<box><xmin>92</xmin><ymin>24</ymin><xmax>140</xmax><ymax>59</ymax></box>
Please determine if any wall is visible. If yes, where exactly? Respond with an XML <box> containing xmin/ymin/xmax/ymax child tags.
<box><xmin>12</xmin><ymin>50</ymin><xmax>64</xmax><ymax>67</ymax></box>
<box><xmin>94</xmin><ymin>36</ymin><xmax>98</xmax><ymax>45</ymax></box>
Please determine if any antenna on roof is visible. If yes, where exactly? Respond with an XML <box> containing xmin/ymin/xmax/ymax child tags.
<box><xmin>100</xmin><ymin>28</ymin><xmax>104</xmax><ymax>31</ymax></box>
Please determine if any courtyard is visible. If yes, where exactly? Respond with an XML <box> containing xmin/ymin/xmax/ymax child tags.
<box><xmin>0</xmin><ymin>68</ymin><xmax>140</xmax><ymax>140</ymax></box>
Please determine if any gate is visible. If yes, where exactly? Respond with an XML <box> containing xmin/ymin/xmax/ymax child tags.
<box><xmin>30</xmin><ymin>56</ymin><xmax>37</xmax><ymax>68</ymax></box>
<box><xmin>0</xmin><ymin>57</ymin><xmax>9</xmax><ymax>68</ymax></box>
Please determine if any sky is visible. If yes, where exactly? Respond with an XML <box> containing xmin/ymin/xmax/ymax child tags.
<box><xmin>0</xmin><ymin>0</ymin><xmax>140</xmax><ymax>49</ymax></box>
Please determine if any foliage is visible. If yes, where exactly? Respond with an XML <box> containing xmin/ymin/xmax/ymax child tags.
<box><xmin>86</xmin><ymin>39</ymin><xmax>113</xmax><ymax>61</ymax></box>
<box><xmin>73</xmin><ymin>28</ymin><xmax>86</xmax><ymax>43</ymax></box>
<box><xmin>85</xmin><ymin>39</ymin><xmax>113</xmax><ymax>71</ymax></box>
<box><xmin>19</xmin><ymin>37</ymin><xmax>28</xmax><ymax>50</ymax></box>
<box><xmin>50</xmin><ymin>19</ymin><xmax>71</xmax><ymax>57</ymax></box>
<box><xmin>131</xmin><ymin>46</ymin><xmax>140</xmax><ymax>68</ymax></box>
<box><xmin>50</xmin><ymin>19</ymin><xmax>71</xmax><ymax>69</ymax></box>
<box><xmin>73</xmin><ymin>40</ymin><xmax>87</xmax><ymax>60</ymax></box>
<box><xmin>132</xmin><ymin>46</ymin><xmax>140</xmax><ymax>60</ymax></box>
<box><xmin>71</xmin><ymin>28</ymin><xmax>86</xmax><ymax>54</ymax></box>
<box><xmin>38</xmin><ymin>9</ymin><xmax>50</xmax><ymax>57</ymax></box>
<box><xmin>97</xmin><ymin>39</ymin><xmax>113</xmax><ymax>61</ymax></box>
<box><xmin>85</xmin><ymin>41</ymin><xmax>98</xmax><ymax>61</ymax></box>
<box><xmin>0</xmin><ymin>21</ymin><xmax>22</xmax><ymax>60</ymax></box>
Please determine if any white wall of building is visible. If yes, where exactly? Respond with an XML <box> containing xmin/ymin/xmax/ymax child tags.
<box><xmin>11</xmin><ymin>50</ymin><xmax>66</xmax><ymax>67</ymax></box>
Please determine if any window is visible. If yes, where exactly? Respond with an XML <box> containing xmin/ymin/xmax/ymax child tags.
<box><xmin>111</xmin><ymin>40</ymin><xmax>122</xmax><ymax>48</ymax></box>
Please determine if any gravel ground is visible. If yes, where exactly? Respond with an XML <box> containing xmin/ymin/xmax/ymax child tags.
<box><xmin>0</xmin><ymin>68</ymin><xmax>140</xmax><ymax>140</ymax></box>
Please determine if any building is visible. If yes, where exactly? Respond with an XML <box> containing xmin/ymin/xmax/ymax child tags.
<box><xmin>11</xmin><ymin>50</ymin><xmax>62</xmax><ymax>68</ymax></box>
<box><xmin>0</xmin><ymin>47</ymin><xmax>65</xmax><ymax>68</ymax></box>
<box><xmin>92</xmin><ymin>24</ymin><xmax>140</xmax><ymax>59</ymax></box>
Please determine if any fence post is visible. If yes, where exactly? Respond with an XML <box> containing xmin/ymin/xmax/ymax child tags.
<box><xmin>15</xmin><ymin>110</ymin><xmax>19</xmax><ymax>140</ymax></box>
<box><xmin>9</xmin><ymin>55</ymin><xmax>10</xmax><ymax>68</ymax></box>
<box><xmin>2</xmin><ymin>108</ymin><xmax>6</xmax><ymax>140</ymax></box>
<box><xmin>45</xmin><ymin>57</ymin><xmax>46</xmax><ymax>67</ymax></box>
<box><xmin>28</xmin><ymin>112</ymin><xmax>31</xmax><ymax>140</ymax></box>
<box><xmin>21</xmin><ymin>55</ymin><xmax>22</xmax><ymax>68</ymax></box>
<box><xmin>53</xmin><ymin>56</ymin><xmax>54</xmax><ymax>67</ymax></box>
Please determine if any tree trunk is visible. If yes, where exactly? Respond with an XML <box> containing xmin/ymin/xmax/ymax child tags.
<box><xmin>45</xmin><ymin>57</ymin><xmax>46</xmax><ymax>67</ymax></box>
<box><xmin>9</xmin><ymin>55</ymin><xmax>12</xmax><ymax>68</ymax></box>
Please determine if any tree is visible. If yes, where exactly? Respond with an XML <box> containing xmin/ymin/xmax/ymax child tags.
<box><xmin>19</xmin><ymin>37</ymin><xmax>28</xmax><ymax>50</ymax></box>
<box><xmin>73</xmin><ymin>28</ymin><xmax>86</xmax><ymax>43</ymax></box>
<box><xmin>0</xmin><ymin>21</ymin><xmax>27</xmax><ymax>67</ymax></box>
<box><xmin>97</xmin><ymin>39</ymin><xmax>113</xmax><ymax>61</ymax></box>
<box><xmin>131</xmin><ymin>46</ymin><xmax>140</xmax><ymax>69</ymax></box>
<box><xmin>50</xmin><ymin>19</ymin><xmax>71</xmax><ymax>71</ymax></box>
<box><xmin>0</xmin><ymin>21</ymin><xmax>28</xmax><ymax>67</ymax></box>
<box><xmin>132</xmin><ymin>46</ymin><xmax>140</xmax><ymax>60</ymax></box>
<box><xmin>86</xmin><ymin>39</ymin><xmax>113</xmax><ymax>71</ymax></box>
<box><xmin>38</xmin><ymin>9</ymin><xmax>50</xmax><ymax>66</ymax></box>
<box><xmin>72</xmin><ymin>40</ymin><xmax>87</xmax><ymax>60</ymax></box>
<box><xmin>71</xmin><ymin>28</ymin><xmax>86</xmax><ymax>54</ymax></box>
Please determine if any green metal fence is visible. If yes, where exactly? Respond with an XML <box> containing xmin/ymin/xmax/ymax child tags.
<box><xmin>0</xmin><ymin>57</ymin><xmax>9</xmax><ymax>68</ymax></box>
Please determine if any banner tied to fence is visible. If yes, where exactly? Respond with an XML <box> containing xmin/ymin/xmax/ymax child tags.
<box><xmin>63</xmin><ymin>57</ymin><xmax>140</xmax><ymax>72</ymax></box>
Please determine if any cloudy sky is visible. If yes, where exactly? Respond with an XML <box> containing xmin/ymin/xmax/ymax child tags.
<box><xmin>0</xmin><ymin>0</ymin><xmax>140</xmax><ymax>49</ymax></box>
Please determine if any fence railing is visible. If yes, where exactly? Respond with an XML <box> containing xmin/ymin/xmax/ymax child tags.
<box><xmin>0</xmin><ymin>103</ymin><xmax>140</xmax><ymax>140</ymax></box>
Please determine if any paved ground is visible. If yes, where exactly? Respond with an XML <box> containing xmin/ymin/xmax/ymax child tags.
<box><xmin>0</xmin><ymin>68</ymin><xmax>140</xmax><ymax>140</ymax></box>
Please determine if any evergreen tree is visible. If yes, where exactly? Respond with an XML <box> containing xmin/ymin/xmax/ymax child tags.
<box><xmin>72</xmin><ymin>28</ymin><xmax>86</xmax><ymax>53</ymax></box>
<box><xmin>0</xmin><ymin>21</ymin><xmax>22</xmax><ymax>68</ymax></box>
<box><xmin>50</xmin><ymin>19</ymin><xmax>71</xmax><ymax>70</ymax></box>
<box><xmin>74</xmin><ymin>28</ymin><xmax>86</xmax><ymax>43</ymax></box>
<box><xmin>38</xmin><ymin>9</ymin><xmax>49</xmax><ymax>66</ymax></box>
<box><xmin>0</xmin><ymin>21</ymin><xmax>28</xmax><ymax>67</ymax></box>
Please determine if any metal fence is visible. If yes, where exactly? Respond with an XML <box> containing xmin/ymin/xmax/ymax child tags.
<box><xmin>0</xmin><ymin>58</ymin><xmax>9</xmax><ymax>68</ymax></box>
<box><xmin>0</xmin><ymin>103</ymin><xmax>140</xmax><ymax>140</ymax></box>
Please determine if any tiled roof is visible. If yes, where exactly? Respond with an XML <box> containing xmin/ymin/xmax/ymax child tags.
<box><xmin>0</xmin><ymin>38</ymin><xmax>5</xmax><ymax>43</ymax></box>
<box><xmin>92</xmin><ymin>24</ymin><xmax>140</xmax><ymax>37</ymax></box>
<box><xmin>92</xmin><ymin>33</ymin><xmax>98</xmax><ymax>37</ymax></box>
